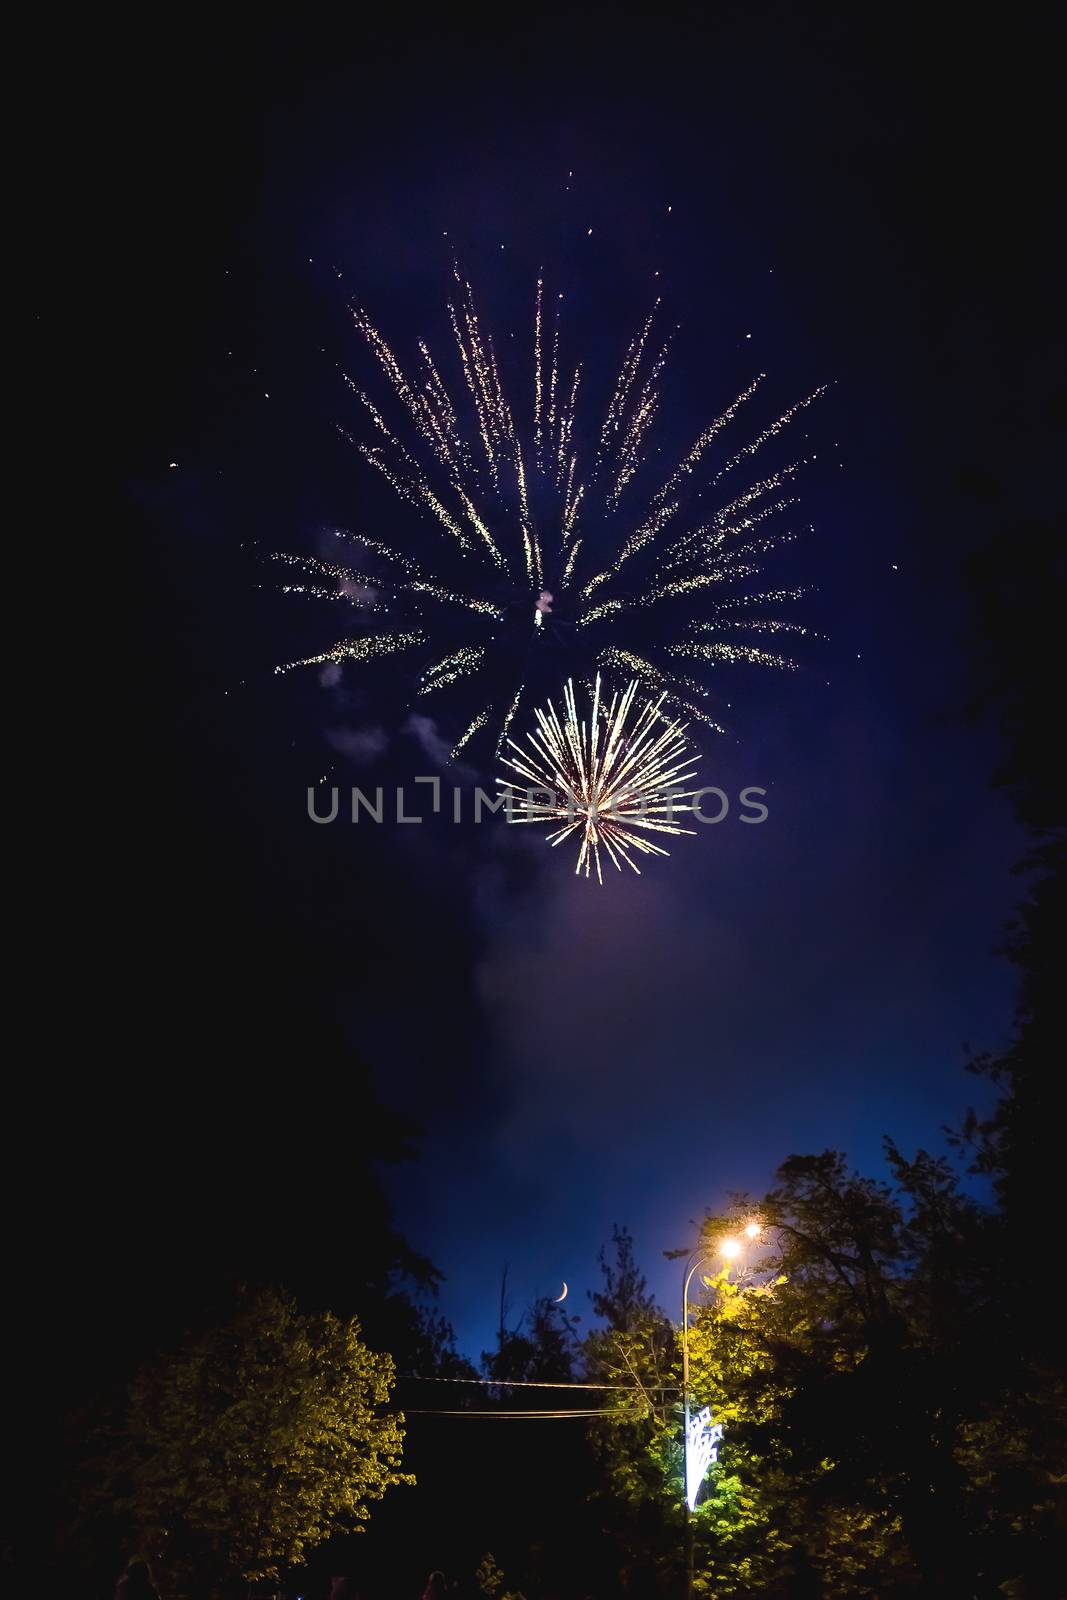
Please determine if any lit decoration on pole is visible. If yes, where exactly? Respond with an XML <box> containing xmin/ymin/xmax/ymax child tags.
<box><xmin>685</xmin><ymin>1405</ymin><xmax>724</xmax><ymax>1512</ymax></box>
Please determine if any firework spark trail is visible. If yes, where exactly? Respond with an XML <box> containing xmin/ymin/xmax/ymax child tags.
<box><xmin>562</xmin><ymin>475</ymin><xmax>584</xmax><ymax>543</ymax></box>
<box><xmin>454</xmin><ymin>490</ymin><xmax>507</xmax><ymax>569</ymax></box>
<box><xmin>609</xmin><ymin>333</ymin><xmax>671</xmax><ymax>508</ymax></box>
<box><xmin>669</xmin><ymin>639</ymin><xmax>798</xmax><ymax>670</ymax></box>
<box><xmin>272</xmin><ymin>551</ymin><xmax>506</xmax><ymax>619</ymax></box>
<box><xmin>558</xmin><ymin>365</ymin><xmax>581</xmax><ymax>486</ymax></box>
<box><xmin>350</xmin><ymin>309</ymin><xmax>436</xmax><ymax>452</ymax></box>
<box><xmin>497</xmin><ymin>675</ymin><xmax>702</xmax><ymax>882</ymax></box>
<box><xmin>418</xmin><ymin>341</ymin><xmax>467</xmax><ymax>470</ymax></box>
<box><xmin>597</xmin><ymin>647</ymin><xmax>728</xmax><ymax>732</ymax></box>
<box><xmin>711</xmin><ymin>389</ymin><xmax>827</xmax><ymax>484</ymax></box>
<box><xmin>594</xmin><ymin>301</ymin><xmax>661</xmax><ymax>480</ymax></box>
<box><xmin>581</xmin><ymin>503</ymin><xmax>677</xmax><ymax>598</ymax></box>
<box><xmin>452</xmin><ymin>706</ymin><xmax>491</xmax><ymax>757</ymax></box>
<box><xmin>276</xmin><ymin>263</ymin><xmax>822</xmax><ymax>769</ymax></box>
<box><xmin>546</xmin><ymin>299</ymin><xmax>561</xmax><ymax>467</ymax></box>
<box><xmin>278</xmin><ymin>582</ymin><xmax>390</xmax><ymax>617</ymax></box>
<box><xmin>515</xmin><ymin>443</ymin><xmax>542</xmax><ymax>588</ymax></box>
<box><xmin>449</xmin><ymin>293</ymin><xmax>497</xmax><ymax>481</ymax></box>
<box><xmin>533</xmin><ymin>277</ymin><xmax>544</xmax><ymax>453</ymax></box>
<box><xmin>275</xmin><ymin>631</ymin><xmax>424</xmax><ymax>675</ymax></box>
<box><xmin>487</xmin><ymin>330</ymin><xmax>516</xmax><ymax>446</ymax></box>
<box><xmin>357</xmin><ymin>440</ymin><xmax>475</xmax><ymax>556</ymax></box>
<box><xmin>651</xmin><ymin>374</ymin><xmax>765</xmax><ymax>509</ymax></box>
<box><xmin>495</xmin><ymin>685</ymin><xmax>526</xmax><ymax>758</ymax></box>
<box><xmin>562</xmin><ymin>536</ymin><xmax>583</xmax><ymax>588</ymax></box>
<box><xmin>418</xmin><ymin>644</ymin><xmax>487</xmax><ymax>695</ymax></box>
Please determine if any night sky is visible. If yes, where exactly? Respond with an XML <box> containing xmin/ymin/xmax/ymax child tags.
<box><xmin>57</xmin><ymin>9</ymin><xmax>1060</xmax><ymax>1377</ymax></box>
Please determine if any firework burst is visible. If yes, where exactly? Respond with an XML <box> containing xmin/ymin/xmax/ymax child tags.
<box><xmin>276</xmin><ymin>262</ymin><xmax>821</xmax><ymax>758</ymax></box>
<box><xmin>497</xmin><ymin>674</ymin><xmax>701</xmax><ymax>882</ymax></box>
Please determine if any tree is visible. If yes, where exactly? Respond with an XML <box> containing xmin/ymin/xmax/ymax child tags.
<box><xmin>463</xmin><ymin>1278</ymin><xmax>604</xmax><ymax>1600</ymax></box>
<box><xmin>92</xmin><ymin>1287</ymin><xmax>411</xmax><ymax>1598</ymax></box>
<box><xmin>482</xmin><ymin>1266</ymin><xmax>581</xmax><ymax>1385</ymax></box>
<box><xmin>959</xmin><ymin>517</ymin><xmax>1066</xmax><ymax>1366</ymax></box>
<box><xmin>476</xmin><ymin>1550</ymin><xmax>527</xmax><ymax>1600</ymax></box>
<box><xmin>583</xmin><ymin>1230</ymin><xmax>686</xmax><ymax>1593</ymax></box>
<box><xmin>591</xmin><ymin>1157</ymin><xmax>1066</xmax><ymax>1597</ymax></box>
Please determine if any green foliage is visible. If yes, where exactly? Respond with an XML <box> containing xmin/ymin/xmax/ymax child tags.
<box><xmin>584</xmin><ymin>1231</ymin><xmax>686</xmax><ymax>1581</ymax></box>
<box><xmin>476</xmin><ymin>1550</ymin><xmax>527</xmax><ymax>1600</ymax></box>
<box><xmin>589</xmin><ymin>1154</ymin><xmax>1067</xmax><ymax>1596</ymax></box>
<box><xmin>99</xmin><ymin>1287</ymin><xmax>411</xmax><ymax>1597</ymax></box>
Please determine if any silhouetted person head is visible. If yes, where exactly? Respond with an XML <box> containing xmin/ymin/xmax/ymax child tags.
<box><xmin>422</xmin><ymin>1570</ymin><xmax>447</xmax><ymax>1600</ymax></box>
<box><xmin>117</xmin><ymin>1561</ymin><xmax>157</xmax><ymax>1600</ymax></box>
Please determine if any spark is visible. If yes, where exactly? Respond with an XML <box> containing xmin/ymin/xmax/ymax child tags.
<box><xmin>409</xmin><ymin>581</ymin><xmax>504</xmax><ymax>618</ymax></box>
<box><xmin>670</xmin><ymin>640</ymin><xmax>798</xmax><ymax>670</ymax></box>
<box><xmin>498</xmin><ymin>674</ymin><xmax>702</xmax><ymax>883</ymax></box>
<box><xmin>453</xmin><ymin>707</ymin><xmax>491</xmax><ymax>757</ymax></box>
<box><xmin>271</xmin><ymin>550</ymin><xmax>503</xmax><ymax>618</ymax></box>
<box><xmin>534</xmin><ymin>276</ymin><xmax>544</xmax><ymax>452</ymax></box>
<box><xmin>582</xmin><ymin>503</ymin><xmax>677</xmax><ymax>596</ymax></box>
<box><xmin>577</xmin><ymin>598</ymin><xmax>626</xmax><ymax>626</ymax></box>
<box><xmin>419</xmin><ymin>644</ymin><xmax>487</xmax><ymax>695</ymax></box>
<box><xmin>275</xmin><ymin>631</ymin><xmax>423</xmax><ymax>675</ymax></box>
<box><xmin>598</xmin><ymin>648</ymin><xmax>728</xmax><ymax>732</ymax></box>
<box><xmin>495</xmin><ymin>685</ymin><xmax>526</xmax><ymax>757</ymax></box>
<box><xmin>562</xmin><ymin>537</ymin><xmax>583</xmax><ymax>587</ymax></box>
<box><xmin>712</xmin><ymin>389</ymin><xmax>827</xmax><ymax>484</ymax></box>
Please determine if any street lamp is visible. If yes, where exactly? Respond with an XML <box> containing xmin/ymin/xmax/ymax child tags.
<box><xmin>680</xmin><ymin>1225</ymin><xmax>761</xmax><ymax>1600</ymax></box>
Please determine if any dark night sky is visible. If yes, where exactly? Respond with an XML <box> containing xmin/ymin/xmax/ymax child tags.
<box><xmin>45</xmin><ymin>7</ymin><xmax>1061</xmax><ymax>1375</ymax></box>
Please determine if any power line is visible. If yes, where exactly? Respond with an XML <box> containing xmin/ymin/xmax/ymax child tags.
<box><xmin>406</xmin><ymin>1409</ymin><xmax>607</xmax><ymax>1418</ymax></box>
<box><xmin>399</xmin><ymin>1374</ymin><xmax>679</xmax><ymax>1391</ymax></box>
<box><xmin>403</xmin><ymin>1407</ymin><xmax>652</xmax><ymax>1418</ymax></box>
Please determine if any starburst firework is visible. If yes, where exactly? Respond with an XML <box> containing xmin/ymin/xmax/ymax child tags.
<box><xmin>497</xmin><ymin>675</ymin><xmax>702</xmax><ymax>882</ymax></box>
<box><xmin>276</xmin><ymin>262</ymin><xmax>821</xmax><ymax>758</ymax></box>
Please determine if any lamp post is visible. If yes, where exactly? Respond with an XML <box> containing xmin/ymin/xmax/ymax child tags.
<box><xmin>680</xmin><ymin>1224</ymin><xmax>761</xmax><ymax>1600</ymax></box>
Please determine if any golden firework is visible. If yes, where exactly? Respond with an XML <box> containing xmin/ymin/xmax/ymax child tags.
<box><xmin>498</xmin><ymin>675</ymin><xmax>702</xmax><ymax>883</ymax></box>
<box><xmin>274</xmin><ymin>263</ymin><xmax>821</xmax><ymax>755</ymax></box>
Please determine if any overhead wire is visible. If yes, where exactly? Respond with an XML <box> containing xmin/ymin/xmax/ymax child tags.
<box><xmin>398</xmin><ymin>1375</ymin><xmax>679</xmax><ymax>1391</ymax></box>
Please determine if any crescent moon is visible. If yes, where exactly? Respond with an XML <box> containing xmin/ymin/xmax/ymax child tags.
<box><xmin>554</xmin><ymin>1282</ymin><xmax>568</xmax><ymax>1302</ymax></box>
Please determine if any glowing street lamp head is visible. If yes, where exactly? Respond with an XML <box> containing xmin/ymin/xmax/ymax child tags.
<box><xmin>743</xmin><ymin>1221</ymin><xmax>762</xmax><ymax>1240</ymax></box>
<box><xmin>721</xmin><ymin>1237</ymin><xmax>742</xmax><ymax>1261</ymax></box>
